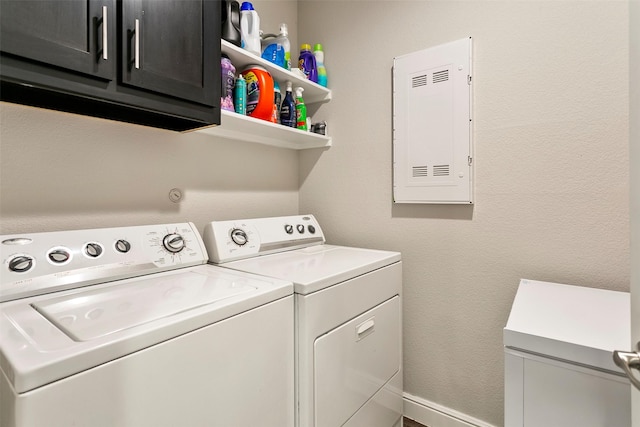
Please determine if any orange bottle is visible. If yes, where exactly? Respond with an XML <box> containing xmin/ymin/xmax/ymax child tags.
<box><xmin>241</xmin><ymin>66</ymin><xmax>274</xmax><ymax>121</ymax></box>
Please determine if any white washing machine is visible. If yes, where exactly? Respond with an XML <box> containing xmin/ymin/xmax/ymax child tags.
<box><xmin>0</xmin><ymin>222</ymin><xmax>294</xmax><ymax>427</ymax></box>
<box><xmin>203</xmin><ymin>214</ymin><xmax>403</xmax><ymax>427</ymax></box>
<box><xmin>504</xmin><ymin>279</ymin><xmax>631</xmax><ymax>427</ymax></box>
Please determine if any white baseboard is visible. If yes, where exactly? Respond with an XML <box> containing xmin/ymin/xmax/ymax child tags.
<box><xmin>403</xmin><ymin>393</ymin><xmax>497</xmax><ymax>427</ymax></box>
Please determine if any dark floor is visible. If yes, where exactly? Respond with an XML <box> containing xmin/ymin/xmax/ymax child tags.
<box><xmin>403</xmin><ymin>417</ymin><xmax>427</xmax><ymax>427</ymax></box>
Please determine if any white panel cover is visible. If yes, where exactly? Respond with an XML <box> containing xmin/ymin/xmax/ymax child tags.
<box><xmin>523</xmin><ymin>357</ymin><xmax>631</xmax><ymax>427</ymax></box>
<box><xmin>393</xmin><ymin>37</ymin><xmax>473</xmax><ymax>204</ymax></box>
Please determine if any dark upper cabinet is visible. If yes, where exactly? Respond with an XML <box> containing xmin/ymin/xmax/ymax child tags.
<box><xmin>121</xmin><ymin>0</ymin><xmax>216</xmax><ymax>106</ymax></box>
<box><xmin>0</xmin><ymin>0</ymin><xmax>220</xmax><ymax>131</ymax></box>
<box><xmin>0</xmin><ymin>0</ymin><xmax>115</xmax><ymax>80</ymax></box>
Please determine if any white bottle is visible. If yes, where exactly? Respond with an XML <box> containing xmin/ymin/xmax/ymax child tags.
<box><xmin>278</xmin><ymin>23</ymin><xmax>291</xmax><ymax>70</ymax></box>
<box><xmin>260</xmin><ymin>23</ymin><xmax>291</xmax><ymax>70</ymax></box>
<box><xmin>240</xmin><ymin>2</ymin><xmax>261</xmax><ymax>56</ymax></box>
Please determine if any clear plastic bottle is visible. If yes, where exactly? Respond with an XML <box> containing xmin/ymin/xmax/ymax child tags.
<box><xmin>261</xmin><ymin>23</ymin><xmax>291</xmax><ymax>70</ymax></box>
<box><xmin>240</xmin><ymin>2</ymin><xmax>261</xmax><ymax>56</ymax></box>
<box><xmin>295</xmin><ymin>86</ymin><xmax>307</xmax><ymax>130</ymax></box>
<box><xmin>280</xmin><ymin>81</ymin><xmax>296</xmax><ymax>127</ymax></box>
<box><xmin>313</xmin><ymin>43</ymin><xmax>327</xmax><ymax>87</ymax></box>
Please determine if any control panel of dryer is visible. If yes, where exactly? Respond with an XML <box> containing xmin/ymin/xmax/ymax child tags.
<box><xmin>0</xmin><ymin>223</ymin><xmax>207</xmax><ymax>302</ymax></box>
<box><xmin>203</xmin><ymin>215</ymin><xmax>325</xmax><ymax>263</ymax></box>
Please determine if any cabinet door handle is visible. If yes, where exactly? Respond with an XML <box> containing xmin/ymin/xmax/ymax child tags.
<box><xmin>613</xmin><ymin>342</ymin><xmax>640</xmax><ymax>391</ymax></box>
<box><xmin>133</xmin><ymin>19</ymin><xmax>141</xmax><ymax>69</ymax></box>
<box><xmin>102</xmin><ymin>6</ymin><xmax>108</xmax><ymax>60</ymax></box>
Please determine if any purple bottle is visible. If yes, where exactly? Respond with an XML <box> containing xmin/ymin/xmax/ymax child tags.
<box><xmin>221</xmin><ymin>54</ymin><xmax>236</xmax><ymax>111</ymax></box>
<box><xmin>297</xmin><ymin>44</ymin><xmax>317</xmax><ymax>83</ymax></box>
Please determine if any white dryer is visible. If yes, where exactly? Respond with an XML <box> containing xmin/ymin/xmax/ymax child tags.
<box><xmin>203</xmin><ymin>214</ymin><xmax>403</xmax><ymax>427</ymax></box>
<box><xmin>0</xmin><ymin>223</ymin><xmax>294</xmax><ymax>427</ymax></box>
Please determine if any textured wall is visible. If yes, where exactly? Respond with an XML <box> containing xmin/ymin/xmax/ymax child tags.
<box><xmin>631</xmin><ymin>0</ymin><xmax>639</xmax><ymax>423</ymax></box>
<box><xmin>0</xmin><ymin>1</ymin><xmax>631</xmax><ymax>425</ymax></box>
<box><xmin>298</xmin><ymin>1</ymin><xmax>629</xmax><ymax>425</ymax></box>
<box><xmin>0</xmin><ymin>103</ymin><xmax>299</xmax><ymax>235</ymax></box>
<box><xmin>0</xmin><ymin>1</ymin><xmax>299</xmax><ymax>236</ymax></box>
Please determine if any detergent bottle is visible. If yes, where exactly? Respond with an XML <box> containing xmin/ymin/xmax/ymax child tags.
<box><xmin>220</xmin><ymin>54</ymin><xmax>236</xmax><ymax>111</ymax></box>
<box><xmin>298</xmin><ymin>44</ymin><xmax>317</xmax><ymax>83</ymax></box>
<box><xmin>261</xmin><ymin>23</ymin><xmax>291</xmax><ymax>70</ymax></box>
<box><xmin>240</xmin><ymin>2</ymin><xmax>261</xmax><ymax>56</ymax></box>
<box><xmin>221</xmin><ymin>0</ymin><xmax>241</xmax><ymax>47</ymax></box>
<box><xmin>280</xmin><ymin>81</ymin><xmax>296</xmax><ymax>127</ymax></box>
<box><xmin>313</xmin><ymin>43</ymin><xmax>327</xmax><ymax>87</ymax></box>
<box><xmin>295</xmin><ymin>87</ymin><xmax>307</xmax><ymax>130</ymax></box>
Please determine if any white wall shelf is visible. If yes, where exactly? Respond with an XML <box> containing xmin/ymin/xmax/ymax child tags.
<box><xmin>194</xmin><ymin>40</ymin><xmax>332</xmax><ymax>150</ymax></box>
<box><xmin>198</xmin><ymin>110</ymin><xmax>331</xmax><ymax>150</ymax></box>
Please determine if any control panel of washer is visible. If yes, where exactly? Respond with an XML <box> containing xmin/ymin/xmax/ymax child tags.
<box><xmin>203</xmin><ymin>215</ymin><xmax>325</xmax><ymax>263</ymax></box>
<box><xmin>0</xmin><ymin>223</ymin><xmax>207</xmax><ymax>302</ymax></box>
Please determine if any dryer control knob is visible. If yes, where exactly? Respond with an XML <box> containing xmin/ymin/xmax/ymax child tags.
<box><xmin>84</xmin><ymin>242</ymin><xmax>104</xmax><ymax>258</ymax></box>
<box><xmin>163</xmin><ymin>234</ymin><xmax>185</xmax><ymax>253</ymax></box>
<box><xmin>48</xmin><ymin>248</ymin><xmax>71</xmax><ymax>264</ymax></box>
<box><xmin>8</xmin><ymin>255</ymin><xmax>34</xmax><ymax>273</ymax></box>
<box><xmin>115</xmin><ymin>239</ymin><xmax>131</xmax><ymax>253</ymax></box>
<box><xmin>230</xmin><ymin>228</ymin><xmax>248</xmax><ymax>246</ymax></box>
<box><xmin>284</xmin><ymin>224</ymin><xmax>294</xmax><ymax>234</ymax></box>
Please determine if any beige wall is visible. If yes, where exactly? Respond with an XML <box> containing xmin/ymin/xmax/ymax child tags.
<box><xmin>298</xmin><ymin>1</ymin><xmax>629</xmax><ymax>425</ymax></box>
<box><xmin>0</xmin><ymin>1</ymin><xmax>299</xmax><ymax>236</ymax></box>
<box><xmin>0</xmin><ymin>1</ymin><xmax>630</xmax><ymax>426</ymax></box>
<box><xmin>0</xmin><ymin>102</ymin><xmax>301</xmax><ymax>234</ymax></box>
<box><xmin>630</xmin><ymin>0</ymin><xmax>639</xmax><ymax>423</ymax></box>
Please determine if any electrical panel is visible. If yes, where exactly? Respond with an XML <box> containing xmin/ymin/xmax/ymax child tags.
<box><xmin>393</xmin><ymin>37</ymin><xmax>473</xmax><ymax>204</ymax></box>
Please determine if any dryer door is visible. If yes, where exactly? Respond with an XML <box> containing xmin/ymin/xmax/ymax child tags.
<box><xmin>314</xmin><ymin>296</ymin><xmax>401</xmax><ymax>427</ymax></box>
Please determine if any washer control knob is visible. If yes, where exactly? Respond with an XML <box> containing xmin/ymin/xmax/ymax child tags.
<box><xmin>84</xmin><ymin>242</ymin><xmax>103</xmax><ymax>258</ymax></box>
<box><xmin>115</xmin><ymin>239</ymin><xmax>131</xmax><ymax>253</ymax></box>
<box><xmin>48</xmin><ymin>249</ymin><xmax>70</xmax><ymax>264</ymax></box>
<box><xmin>284</xmin><ymin>224</ymin><xmax>294</xmax><ymax>234</ymax></box>
<box><xmin>163</xmin><ymin>234</ymin><xmax>185</xmax><ymax>253</ymax></box>
<box><xmin>296</xmin><ymin>224</ymin><xmax>305</xmax><ymax>234</ymax></box>
<box><xmin>308</xmin><ymin>225</ymin><xmax>316</xmax><ymax>234</ymax></box>
<box><xmin>230</xmin><ymin>228</ymin><xmax>248</xmax><ymax>246</ymax></box>
<box><xmin>8</xmin><ymin>255</ymin><xmax>34</xmax><ymax>273</ymax></box>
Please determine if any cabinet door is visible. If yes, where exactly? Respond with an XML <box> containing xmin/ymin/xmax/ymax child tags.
<box><xmin>0</xmin><ymin>0</ymin><xmax>115</xmax><ymax>80</ymax></box>
<box><xmin>121</xmin><ymin>0</ymin><xmax>217</xmax><ymax>107</ymax></box>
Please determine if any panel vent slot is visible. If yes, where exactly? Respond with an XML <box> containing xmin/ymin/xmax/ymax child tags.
<box><xmin>412</xmin><ymin>166</ymin><xmax>429</xmax><ymax>177</ymax></box>
<box><xmin>433</xmin><ymin>165</ymin><xmax>450</xmax><ymax>176</ymax></box>
<box><xmin>412</xmin><ymin>75</ymin><xmax>427</xmax><ymax>88</ymax></box>
<box><xmin>433</xmin><ymin>70</ymin><xmax>449</xmax><ymax>83</ymax></box>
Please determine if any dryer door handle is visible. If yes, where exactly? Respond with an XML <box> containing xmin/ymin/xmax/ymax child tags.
<box><xmin>356</xmin><ymin>318</ymin><xmax>375</xmax><ymax>339</ymax></box>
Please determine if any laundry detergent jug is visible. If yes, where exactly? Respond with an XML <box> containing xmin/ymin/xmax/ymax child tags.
<box><xmin>241</xmin><ymin>66</ymin><xmax>274</xmax><ymax>121</ymax></box>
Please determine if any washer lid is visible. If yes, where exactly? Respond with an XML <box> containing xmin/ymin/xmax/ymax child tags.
<box><xmin>1</xmin><ymin>265</ymin><xmax>293</xmax><ymax>393</ymax></box>
<box><xmin>504</xmin><ymin>279</ymin><xmax>630</xmax><ymax>373</ymax></box>
<box><xmin>32</xmin><ymin>270</ymin><xmax>255</xmax><ymax>341</ymax></box>
<box><xmin>222</xmin><ymin>245</ymin><xmax>401</xmax><ymax>295</ymax></box>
